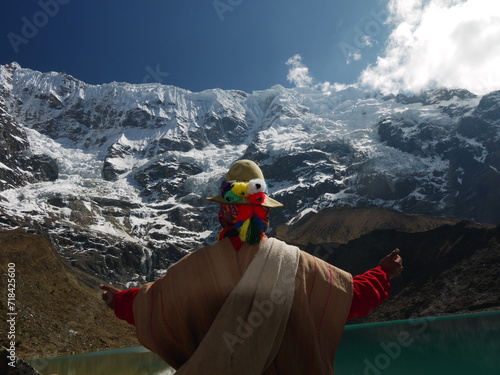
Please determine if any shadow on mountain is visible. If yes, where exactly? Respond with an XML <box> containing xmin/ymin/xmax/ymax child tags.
<box><xmin>276</xmin><ymin>207</ymin><xmax>500</xmax><ymax>324</ymax></box>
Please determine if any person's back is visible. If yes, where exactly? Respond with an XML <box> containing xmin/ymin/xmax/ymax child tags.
<box><xmin>133</xmin><ymin>237</ymin><xmax>352</xmax><ymax>374</ymax></box>
<box><xmin>100</xmin><ymin>159</ymin><xmax>403</xmax><ymax>374</ymax></box>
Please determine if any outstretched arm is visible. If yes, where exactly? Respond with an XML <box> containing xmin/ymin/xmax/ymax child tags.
<box><xmin>100</xmin><ymin>284</ymin><xmax>139</xmax><ymax>325</ymax></box>
<box><xmin>348</xmin><ymin>249</ymin><xmax>403</xmax><ymax>320</ymax></box>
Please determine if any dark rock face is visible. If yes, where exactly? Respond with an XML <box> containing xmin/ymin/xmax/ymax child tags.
<box><xmin>378</xmin><ymin>119</ymin><xmax>445</xmax><ymax>157</ymax></box>
<box><xmin>102</xmin><ymin>142</ymin><xmax>133</xmax><ymax>181</ymax></box>
<box><xmin>299</xmin><ymin>219</ymin><xmax>500</xmax><ymax>323</ymax></box>
<box><xmin>0</xmin><ymin>103</ymin><xmax>58</xmax><ymax>191</ymax></box>
<box><xmin>30</xmin><ymin>154</ymin><xmax>59</xmax><ymax>182</ymax></box>
<box><xmin>394</xmin><ymin>88</ymin><xmax>477</xmax><ymax>106</ymax></box>
<box><xmin>134</xmin><ymin>158</ymin><xmax>203</xmax><ymax>201</ymax></box>
<box><xmin>450</xmin><ymin>92</ymin><xmax>500</xmax><ymax>224</ymax></box>
<box><xmin>148</xmin><ymin>136</ymin><xmax>195</xmax><ymax>154</ymax></box>
<box><xmin>0</xmin><ymin>346</ymin><xmax>42</xmax><ymax>375</ymax></box>
<box><xmin>0</xmin><ymin>104</ymin><xmax>31</xmax><ymax>190</ymax></box>
<box><xmin>241</xmin><ymin>141</ymin><xmax>356</xmax><ymax>225</ymax></box>
<box><xmin>471</xmin><ymin>90</ymin><xmax>500</xmax><ymax>122</ymax></box>
<box><xmin>376</xmin><ymin>91</ymin><xmax>500</xmax><ymax>224</ymax></box>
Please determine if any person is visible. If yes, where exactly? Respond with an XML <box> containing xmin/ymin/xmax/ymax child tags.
<box><xmin>100</xmin><ymin>159</ymin><xmax>403</xmax><ymax>374</ymax></box>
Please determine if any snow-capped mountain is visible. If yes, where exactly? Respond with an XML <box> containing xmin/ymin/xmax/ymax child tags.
<box><xmin>1</xmin><ymin>62</ymin><xmax>499</xmax><ymax>285</ymax></box>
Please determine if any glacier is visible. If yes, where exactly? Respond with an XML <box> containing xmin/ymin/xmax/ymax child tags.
<box><xmin>0</xmin><ymin>62</ymin><xmax>499</xmax><ymax>285</ymax></box>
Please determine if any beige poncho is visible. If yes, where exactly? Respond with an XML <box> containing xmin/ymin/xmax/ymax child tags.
<box><xmin>133</xmin><ymin>237</ymin><xmax>353</xmax><ymax>374</ymax></box>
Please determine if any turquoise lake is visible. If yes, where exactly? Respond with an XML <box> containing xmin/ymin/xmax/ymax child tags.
<box><xmin>28</xmin><ymin>311</ymin><xmax>500</xmax><ymax>375</ymax></box>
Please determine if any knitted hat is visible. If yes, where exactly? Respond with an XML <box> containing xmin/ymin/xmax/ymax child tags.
<box><xmin>206</xmin><ymin>160</ymin><xmax>283</xmax><ymax>208</ymax></box>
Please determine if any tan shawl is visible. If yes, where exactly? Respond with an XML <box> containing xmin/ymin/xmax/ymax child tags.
<box><xmin>176</xmin><ymin>237</ymin><xmax>299</xmax><ymax>374</ymax></box>
<box><xmin>133</xmin><ymin>237</ymin><xmax>353</xmax><ymax>374</ymax></box>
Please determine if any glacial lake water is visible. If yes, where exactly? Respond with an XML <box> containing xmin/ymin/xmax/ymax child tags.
<box><xmin>29</xmin><ymin>311</ymin><xmax>500</xmax><ymax>375</ymax></box>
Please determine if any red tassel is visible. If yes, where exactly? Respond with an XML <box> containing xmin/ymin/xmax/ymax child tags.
<box><xmin>252</xmin><ymin>205</ymin><xmax>268</xmax><ymax>220</ymax></box>
<box><xmin>235</xmin><ymin>204</ymin><xmax>253</xmax><ymax>222</ymax></box>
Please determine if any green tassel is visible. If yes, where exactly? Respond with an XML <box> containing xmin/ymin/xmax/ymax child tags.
<box><xmin>237</xmin><ymin>218</ymin><xmax>263</xmax><ymax>245</ymax></box>
<box><xmin>248</xmin><ymin>218</ymin><xmax>262</xmax><ymax>245</ymax></box>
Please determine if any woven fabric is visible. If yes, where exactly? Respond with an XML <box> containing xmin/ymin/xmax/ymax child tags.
<box><xmin>218</xmin><ymin>203</ymin><xmax>270</xmax><ymax>244</ymax></box>
<box><xmin>175</xmin><ymin>238</ymin><xmax>300</xmax><ymax>374</ymax></box>
<box><xmin>132</xmin><ymin>238</ymin><xmax>353</xmax><ymax>374</ymax></box>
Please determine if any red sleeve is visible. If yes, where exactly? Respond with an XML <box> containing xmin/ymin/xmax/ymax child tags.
<box><xmin>114</xmin><ymin>288</ymin><xmax>140</xmax><ymax>326</ymax></box>
<box><xmin>347</xmin><ymin>266</ymin><xmax>391</xmax><ymax>320</ymax></box>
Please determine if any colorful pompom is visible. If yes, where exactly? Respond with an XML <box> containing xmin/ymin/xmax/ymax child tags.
<box><xmin>248</xmin><ymin>179</ymin><xmax>267</xmax><ymax>194</ymax></box>
<box><xmin>220</xmin><ymin>180</ymin><xmax>233</xmax><ymax>196</ymax></box>
<box><xmin>218</xmin><ymin>203</ymin><xmax>271</xmax><ymax>245</ymax></box>
<box><xmin>248</xmin><ymin>192</ymin><xmax>267</xmax><ymax>205</ymax></box>
<box><xmin>231</xmin><ymin>182</ymin><xmax>249</xmax><ymax>197</ymax></box>
<box><xmin>223</xmin><ymin>190</ymin><xmax>243</xmax><ymax>203</ymax></box>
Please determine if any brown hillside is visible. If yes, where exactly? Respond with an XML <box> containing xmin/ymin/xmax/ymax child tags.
<box><xmin>276</xmin><ymin>208</ymin><xmax>500</xmax><ymax>323</ymax></box>
<box><xmin>276</xmin><ymin>207</ymin><xmax>469</xmax><ymax>246</ymax></box>
<box><xmin>0</xmin><ymin>229</ymin><xmax>137</xmax><ymax>360</ymax></box>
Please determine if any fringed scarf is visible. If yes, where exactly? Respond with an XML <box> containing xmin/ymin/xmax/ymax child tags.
<box><xmin>218</xmin><ymin>204</ymin><xmax>270</xmax><ymax>245</ymax></box>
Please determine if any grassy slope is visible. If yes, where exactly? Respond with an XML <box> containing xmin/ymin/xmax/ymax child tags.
<box><xmin>0</xmin><ymin>229</ymin><xmax>137</xmax><ymax>359</ymax></box>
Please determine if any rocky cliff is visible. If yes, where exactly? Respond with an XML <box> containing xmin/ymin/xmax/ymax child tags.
<box><xmin>0</xmin><ymin>62</ymin><xmax>499</xmax><ymax>289</ymax></box>
<box><xmin>278</xmin><ymin>207</ymin><xmax>500</xmax><ymax>324</ymax></box>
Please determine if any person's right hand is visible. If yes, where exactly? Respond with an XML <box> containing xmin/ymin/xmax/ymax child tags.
<box><xmin>378</xmin><ymin>249</ymin><xmax>403</xmax><ymax>279</ymax></box>
<box><xmin>99</xmin><ymin>284</ymin><xmax>121</xmax><ymax>309</ymax></box>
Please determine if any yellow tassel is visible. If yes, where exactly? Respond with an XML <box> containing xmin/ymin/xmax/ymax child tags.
<box><xmin>239</xmin><ymin>219</ymin><xmax>251</xmax><ymax>242</ymax></box>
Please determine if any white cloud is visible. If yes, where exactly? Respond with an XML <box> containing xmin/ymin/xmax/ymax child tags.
<box><xmin>286</xmin><ymin>54</ymin><xmax>314</xmax><ymax>87</ymax></box>
<box><xmin>285</xmin><ymin>54</ymin><xmax>355</xmax><ymax>94</ymax></box>
<box><xmin>359</xmin><ymin>0</ymin><xmax>500</xmax><ymax>95</ymax></box>
<box><xmin>319</xmin><ymin>81</ymin><xmax>351</xmax><ymax>94</ymax></box>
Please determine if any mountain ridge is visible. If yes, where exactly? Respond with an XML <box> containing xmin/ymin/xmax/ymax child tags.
<box><xmin>0</xmin><ymin>62</ymin><xmax>499</xmax><ymax>287</ymax></box>
<box><xmin>275</xmin><ymin>206</ymin><xmax>471</xmax><ymax>246</ymax></box>
<box><xmin>0</xmin><ymin>62</ymin><xmax>499</xmax><ymax>359</ymax></box>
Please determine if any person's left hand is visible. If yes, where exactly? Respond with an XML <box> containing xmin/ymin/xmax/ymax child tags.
<box><xmin>99</xmin><ymin>284</ymin><xmax>121</xmax><ymax>309</ymax></box>
<box><xmin>378</xmin><ymin>249</ymin><xmax>403</xmax><ymax>279</ymax></box>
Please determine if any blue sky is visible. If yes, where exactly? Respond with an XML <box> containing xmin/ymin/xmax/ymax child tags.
<box><xmin>1</xmin><ymin>0</ymin><xmax>499</xmax><ymax>95</ymax></box>
<box><xmin>0</xmin><ymin>0</ymin><xmax>389</xmax><ymax>92</ymax></box>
